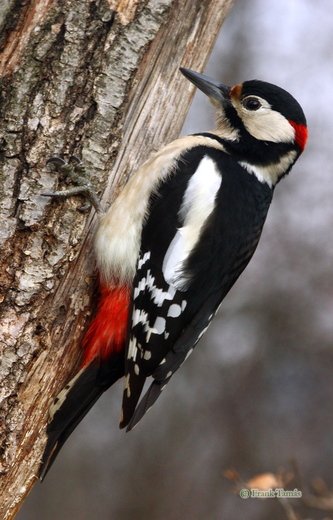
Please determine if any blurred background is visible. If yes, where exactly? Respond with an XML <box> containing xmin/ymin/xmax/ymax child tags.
<box><xmin>18</xmin><ymin>0</ymin><xmax>333</xmax><ymax>519</ymax></box>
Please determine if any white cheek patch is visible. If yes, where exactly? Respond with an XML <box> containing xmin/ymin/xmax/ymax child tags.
<box><xmin>162</xmin><ymin>155</ymin><xmax>222</xmax><ymax>290</ymax></box>
<box><xmin>241</xmin><ymin>107</ymin><xmax>295</xmax><ymax>144</ymax></box>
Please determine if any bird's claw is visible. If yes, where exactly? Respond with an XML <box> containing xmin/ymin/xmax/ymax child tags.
<box><xmin>46</xmin><ymin>157</ymin><xmax>67</xmax><ymax>168</ymax></box>
<box><xmin>42</xmin><ymin>156</ymin><xmax>104</xmax><ymax>214</ymax></box>
<box><xmin>68</xmin><ymin>155</ymin><xmax>82</xmax><ymax>164</ymax></box>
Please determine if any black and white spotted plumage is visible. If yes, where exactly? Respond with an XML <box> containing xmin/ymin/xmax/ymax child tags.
<box><xmin>121</xmin><ymin>139</ymin><xmax>273</xmax><ymax>429</ymax></box>
<box><xmin>40</xmin><ymin>69</ymin><xmax>307</xmax><ymax>477</ymax></box>
<box><xmin>116</xmin><ymin>71</ymin><xmax>308</xmax><ymax>429</ymax></box>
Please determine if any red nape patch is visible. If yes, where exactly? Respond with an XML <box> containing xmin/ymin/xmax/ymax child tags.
<box><xmin>289</xmin><ymin>120</ymin><xmax>308</xmax><ymax>151</ymax></box>
<box><xmin>80</xmin><ymin>285</ymin><xmax>131</xmax><ymax>367</ymax></box>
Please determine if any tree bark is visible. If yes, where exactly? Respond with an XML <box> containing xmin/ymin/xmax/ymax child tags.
<box><xmin>0</xmin><ymin>0</ymin><xmax>235</xmax><ymax>517</ymax></box>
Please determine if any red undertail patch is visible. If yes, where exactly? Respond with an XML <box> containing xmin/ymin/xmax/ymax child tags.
<box><xmin>81</xmin><ymin>284</ymin><xmax>130</xmax><ymax>367</ymax></box>
<box><xmin>289</xmin><ymin>120</ymin><xmax>308</xmax><ymax>151</ymax></box>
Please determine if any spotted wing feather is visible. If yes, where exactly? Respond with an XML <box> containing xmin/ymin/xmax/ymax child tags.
<box><xmin>121</xmin><ymin>142</ymin><xmax>273</xmax><ymax>429</ymax></box>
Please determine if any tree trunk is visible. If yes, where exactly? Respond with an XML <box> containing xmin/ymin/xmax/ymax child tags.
<box><xmin>0</xmin><ymin>0</ymin><xmax>234</xmax><ymax>517</ymax></box>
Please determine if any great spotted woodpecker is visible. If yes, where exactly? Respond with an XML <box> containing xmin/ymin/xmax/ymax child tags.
<box><xmin>40</xmin><ymin>68</ymin><xmax>307</xmax><ymax>478</ymax></box>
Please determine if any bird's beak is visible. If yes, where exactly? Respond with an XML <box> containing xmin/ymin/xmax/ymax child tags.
<box><xmin>180</xmin><ymin>68</ymin><xmax>231</xmax><ymax>105</ymax></box>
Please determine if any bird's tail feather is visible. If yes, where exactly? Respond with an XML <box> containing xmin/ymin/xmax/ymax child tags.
<box><xmin>40</xmin><ymin>354</ymin><xmax>123</xmax><ymax>480</ymax></box>
<box><xmin>126</xmin><ymin>376</ymin><xmax>171</xmax><ymax>432</ymax></box>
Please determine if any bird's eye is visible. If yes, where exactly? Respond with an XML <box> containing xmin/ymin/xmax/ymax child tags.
<box><xmin>243</xmin><ymin>97</ymin><xmax>262</xmax><ymax>111</ymax></box>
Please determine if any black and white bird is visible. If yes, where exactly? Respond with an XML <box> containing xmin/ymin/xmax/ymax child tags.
<box><xmin>40</xmin><ymin>68</ymin><xmax>307</xmax><ymax>478</ymax></box>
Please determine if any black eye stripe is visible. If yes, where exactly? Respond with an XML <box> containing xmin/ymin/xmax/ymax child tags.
<box><xmin>243</xmin><ymin>97</ymin><xmax>262</xmax><ymax>111</ymax></box>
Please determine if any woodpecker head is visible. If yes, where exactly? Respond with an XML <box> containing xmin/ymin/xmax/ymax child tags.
<box><xmin>180</xmin><ymin>68</ymin><xmax>307</xmax><ymax>185</ymax></box>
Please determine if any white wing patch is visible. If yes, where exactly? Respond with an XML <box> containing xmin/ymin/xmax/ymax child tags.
<box><xmin>153</xmin><ymin>317</ymin><xmax>166</xmax><ymax>334</ymax></box>
<box><xmin>134</xmin><ymin>267</ymin><xmax>176</xmax><ymax>306</ymax></box>
<box><xmin>167</xmin><ymin>304</ymin><xmax>181</xmax><ymax>317</ymax></box>
<box><xmin>137</xmin><ymin>251</ymin><xmax>151</xmax><ymax>269</ymax></box>
<box><xmin>162</xmin><ymin>155</ymin><xmax>222</xmax><ymax>289</ymax></box>
<box><xmin>95</xmin><ymin>134</ymin><xmax>225</xmax><ymax>286</ymax></box>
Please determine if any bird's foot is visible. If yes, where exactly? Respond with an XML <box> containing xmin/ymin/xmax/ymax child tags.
<box><xmin>42</xmin><ymin>156</ymin><xmax>104</xmax><ymax>214</ymax></box>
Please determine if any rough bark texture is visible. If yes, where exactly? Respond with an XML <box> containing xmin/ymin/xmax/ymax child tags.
<box><xmin>0</xmin><ymin>0</ymin><xmax>235</xmax><ymax>517</ymax></box>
